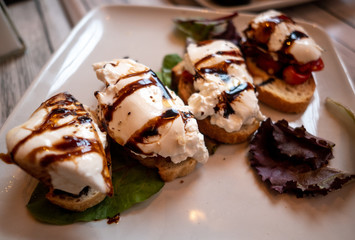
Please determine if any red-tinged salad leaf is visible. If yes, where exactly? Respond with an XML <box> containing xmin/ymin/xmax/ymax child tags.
<box><xmin>26</xmin><ymin>141</ymin><xmax>165</xmax><ymax>225</ymax></box>
<box><xmin>174</xmin><ymin>12</ymin><xmax>241</xmax><ymax>45</ymax></box>
<box><xmin>248</xmin><ymin>118</ymin><xmax>355</xmax><ymax>197</ymax></box>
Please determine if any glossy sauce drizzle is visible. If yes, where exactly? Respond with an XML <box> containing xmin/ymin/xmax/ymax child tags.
<box><xmin>107</xmin><ymin>213</ymin><xmax>120</xmax><ymax>224</ymax></box>
<box><xmin>214</xmin><ymin>82</ymin><xmax>254</xmax><ymax>118</ymax></box>
<box><xmin>0</xmin><ymin>153</ymin><xmax>12</xmax><ymax>164</ymax></box>
<box><xmin>125</xmin><ymin>109</ymin><xmax>181</xmax><ymax>155</ymax></box>
<box><xmin>282</xmin><ymin>30</ymin><xmax>308</xmax><ymax>53</ymax></box>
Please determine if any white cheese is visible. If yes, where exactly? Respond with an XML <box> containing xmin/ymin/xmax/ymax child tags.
<box><xmin>184</xmin><ymin>40</ymin><xmax>264</xmax><ymax>133</ymax></box>
<box><xmin>94</xmin><ymin>59</ymin><xmax>208</xmax><ymax>164</ymax></box>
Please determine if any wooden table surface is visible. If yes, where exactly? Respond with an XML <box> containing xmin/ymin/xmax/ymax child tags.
<box><xmin>1</xmin><ymin>0</ymin><xmax>354</xmax><ymax>130</ymax></box>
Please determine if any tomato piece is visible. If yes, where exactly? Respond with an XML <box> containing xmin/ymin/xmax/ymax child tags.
<box><xmin>256</xmin><ymin>56</ymin><xmax>282</xmax><ymax>75</ymax></box>
<box><xmin>296</xmin><ymin>58</ymin><xmax>324</xmax><ymax>73</ymax></box>
<box><xmin>181</xmin><ymin>70</ymin><xmax>194</xmax><ymax>83</ymax></box>
<box><xmin>283</xmin><ymin>66</ymin><xmax>311</xmax><ymax>85</ymax></box>
<box><xmin>310</xmin><ymin>58</ymin><xmax>324</xmax><ymax>71</ymax></box>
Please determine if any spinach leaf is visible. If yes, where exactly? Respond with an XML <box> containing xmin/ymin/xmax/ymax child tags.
<box><xmin>157</xmin><ymin>53</ymin><xmax>182</xmax><ymax>89</ymax></box>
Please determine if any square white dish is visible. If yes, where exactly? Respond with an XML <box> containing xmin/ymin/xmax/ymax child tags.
<box><xmin>0</xmin><ymin>5</ymin><xmax>354</xmax><ymax>240</ymax></box>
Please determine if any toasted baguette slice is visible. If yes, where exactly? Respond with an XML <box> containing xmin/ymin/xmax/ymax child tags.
<box><xmin>197</xmin><ymin>117</ymin><xmax>260</xmax><ymax>144</ymax></box>
<box><xmin>46</xmin><ymin>187</ymin><xmax>107</xmax><ymax>212</ymax></box>
<box><xmin>126</xmin><ymin>150</ymin><xmax>197</xmax><ymax>182</ymax></box>
<box><xmin>174</xmin><ymin>64</ymin><xmax>260</xmax><ymax>144</ymax></box>
<box><xmin>137</xmin><ymin>156</ymin><xmax>197</xmax><ymax>182</ymax></box>
<box><xmin>246</xmin><ymin>58</ymin><xmax>316</xmax><ymax>113</ymax></box>
<box><xmin>111</xmin><ymin>136</ymin><xmax>197</xmax><ymax>182</ymax></box>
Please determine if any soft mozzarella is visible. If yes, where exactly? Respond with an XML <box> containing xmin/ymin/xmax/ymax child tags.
<box><xmin>93</xmin><ymin>59</ymin><xmax>208</xmax><ymax>164</ymax></box>
<box><xmin>249</xmin><ymin>9</ymin><xmax>322</xmax><ymax>64</ymax></box>
<box><xmin>183</xmin><ymin>40</ymin><xmax>264</xmax><ymax>133</ymax></box>
<box><xmin>6</xmin><ymin>92</ymin><xmax>112</xmax><ymax>195</ymax></box>
<box><xmin>289</xmin><ymin>38</ymin><xmax>323</xmax><ymax>64</ymax></box>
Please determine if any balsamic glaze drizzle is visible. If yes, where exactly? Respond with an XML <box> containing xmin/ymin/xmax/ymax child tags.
<box><xmin>282</xmin><ymin>31</ymin><xmax>308</xmax><ymax>53</ymax></box>
<box><xmin>104</xmin><ymin>70</ymin><xmax>173</xmax><ymax>122</ymax></box>
<box><xmin>125</xmin><ymin>109</ymin><xmax>180</xmax><ymax>155</ymax></box>
<box><xmin>214</xmin><ymin>82</ymin><xmax>254</xmax><ymax>118</ymax></box>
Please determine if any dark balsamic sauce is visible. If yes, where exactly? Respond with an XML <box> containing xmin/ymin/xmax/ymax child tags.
<box><xmin>214</xmin><ymin>82</ymin><xmax>254</xmax><ymax>118</ymax></box>
<box><xmin>225</xmin><ymin>82</ymin><xmax>254</xmax><ymax>101</ymax></box>
<box><xmin>0</xmin><ymin>153</ymin><xmax>12</xmax><ymax>164</ymax></box>
<box><xmin>195</xmin><ymin>50</ymin><xmax>243</xmax><ymax>70</ymax></box>
<box><xmin>107</xmin><ymin>213</ymin><xmax>120</xmax><ymax>224</ymax></box>
<box><xmin>125</xmin><ymin>109</ymin><xmax>180</xmax><ymax>154</ymax></box>
<box><xmin>282</xmin><ymin>31</ymin><xmax>308</xmax><ymax>53</ymax></box>
<box><xmin>40</xmin><ymin>136</ymin><xmax>94</xmax><ymax>167</ymax></box>
<box><xmin>195</xmin><ymin>50</ymin><xmax>244</xmax><ymax>85</ymax></box>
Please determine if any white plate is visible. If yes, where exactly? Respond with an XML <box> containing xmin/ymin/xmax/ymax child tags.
<box><xmin>0</xmin><ymin>5</ymin><xmax>354</xmax><ymax>240</ymax></box>
<box><xmin>195</xmin><ymin>0</ymin><xmax>317</xmax><ymax>12</ymax></box>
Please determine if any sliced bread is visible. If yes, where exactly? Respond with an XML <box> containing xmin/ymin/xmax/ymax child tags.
<box><xmin>135</xmin><ymin>155</ymin><xmax>197</xmax><ymax>182</ymax></box>
<box><xmin>46</xmin><ymin>187</ymin><xmax>107</xmax><ymax>212</ymax></box>
<box><xmin>246</xmin><ymin>58</ymin><xmax>316</xmax><ymax>113</ymax></box>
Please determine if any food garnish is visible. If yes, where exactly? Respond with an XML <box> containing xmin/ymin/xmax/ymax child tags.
<box><xmin>249</xmin><ymin>118</ymin><xmax>355</xmax><ymax>197</ymax></box>
<box><xmin>326</xmin><ymin>97</ymin><xmax>355</xmax><ymax>124</ymax></box>
<box><xmin>174</xmin><ymin>12</ymin><xmax>240</xmax><ymax>45</ymax></box>
<box><xmin>156</xmin><ymin>53</ymin><xmax>182</xmax><ymax>88</ymax></box>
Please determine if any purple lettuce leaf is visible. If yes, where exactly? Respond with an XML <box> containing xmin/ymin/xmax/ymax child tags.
<box><xmin>249</xmin><ymin>118</ymin><xmax>355</xmax><ymax>197</ymax></box>
<box><xmin>174</xmin><ymin>12</ymin><xmax>241</xmax><ymax>45</ymax></box>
